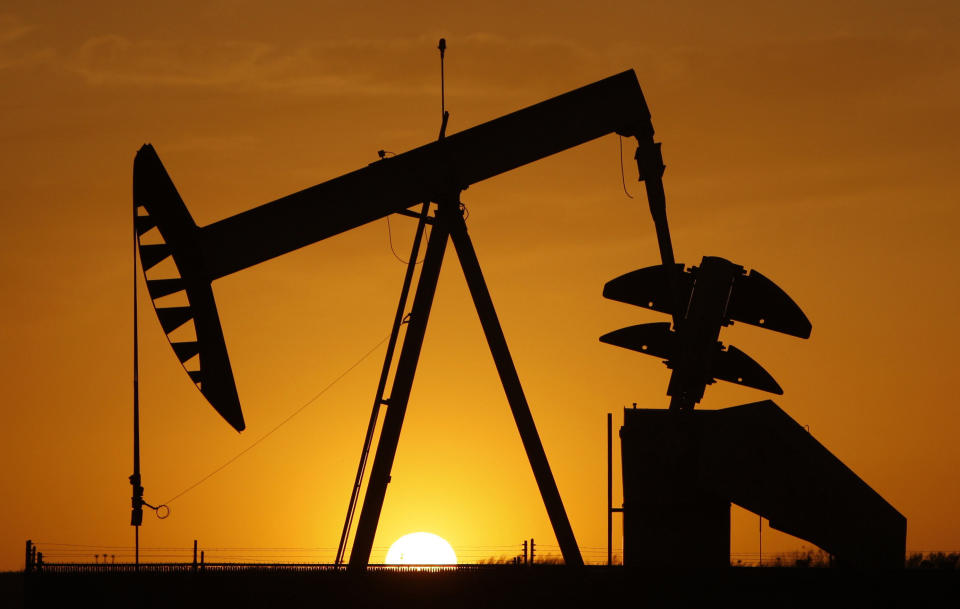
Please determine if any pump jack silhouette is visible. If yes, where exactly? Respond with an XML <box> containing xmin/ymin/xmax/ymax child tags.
<box><xmin>133</xmin><ymin>70</ymin><xmax>672</xmax><ymax>569</ymax></box>
<box><xmin>133</xmin><ymin>68</ymin><xmax>904</xmax><ymax>570</ymax></box>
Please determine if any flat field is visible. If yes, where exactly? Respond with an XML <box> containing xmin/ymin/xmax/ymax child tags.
<box><xmin>7</xmin><ymin>566</ymin><xmax>960</xmax><ymax>608</ymax></box>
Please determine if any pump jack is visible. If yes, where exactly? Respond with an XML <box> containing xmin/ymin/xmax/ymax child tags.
<box><xmin>133</xmin><ymin>70</ymin><xmax>674</xmax><ymax>569</ymax></box>
<box><xmin>134</xmin><ymin>65</ymin><xmax>906</xmax><ymax>570</ymax></box>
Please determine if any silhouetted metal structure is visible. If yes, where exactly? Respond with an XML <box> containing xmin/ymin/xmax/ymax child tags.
<box><xmin>133</xmin><ymin>65</ymin><xmax>906</xmax><ymax>571</ymax></box>
<box><xmin>601</xmin><ymin>251</ymin><xmax>906</xmax><ymax>567</ymax></box>
<box><xmin>619</xmin><ymin>403</ymin><xmax>906</xmax><ymax>568</ymax></box>
<box><xmin>601</xmin><ymin>256</ymin><xmax>811</xmax><ymax>409</ymax></box>
<box><xmin>133</xmin><ymin>70</ymin><xmax>674</xmax><ymax>570</ymax></box>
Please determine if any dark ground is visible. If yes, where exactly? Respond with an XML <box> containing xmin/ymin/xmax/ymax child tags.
<box><xmin>5</xmin><ymin>566</ymin><xmax>959</xmax><ymax>608</ymax></box>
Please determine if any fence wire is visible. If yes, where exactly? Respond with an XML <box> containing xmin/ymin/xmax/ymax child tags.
<box><xmin>27</xmin><ymin>542</ymin><xmax>959</xmax><ymax>570</ymax></box>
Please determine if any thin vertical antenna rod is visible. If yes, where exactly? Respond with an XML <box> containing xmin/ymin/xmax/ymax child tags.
<box><xmin>607</xmin><ymin>412</ymin><xmax>612</xmax><ymax>566</ymax></box>
<box><xmin>335</xmin><ymin>203</ymin><xmax>430</xmax><ymax>566</ymax></box>
<box><xmin>438</xmin><ymin>38</ymin><xmax>449</xmax><ymax>139</ymax></box>
<box><xmin>759</xmin><ymin>515</ymin><xmax>763</xmax><ymax>566</ymax></box>
<box><xmin>131</xmin><ymin>208</ymin><xmax>142</xmax><ymax>568</ymax></box>
<box><xmin>607</xmin><ymin>411</ymin><xmax>624</xmax><ymax>564</ymax></box>
<box><xmin>439</xmin><ymin>38</ymin><xmax>446</xmax><ymax>116</ymax></box>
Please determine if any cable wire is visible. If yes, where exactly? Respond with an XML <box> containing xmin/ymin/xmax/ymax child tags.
<box><xmin>161</xmin><ymin>334</ymin><xmax>390</xmax><ymax>506</ymax></box>
<box><xmin>387</xmin><ymin>216</ymin><xmax>428</xmax><ymax>264</ymax></box>
<box><xmin>618</xmin><ymin>135</ymin><xmax>634</xmax><ymax>199</ymax></box>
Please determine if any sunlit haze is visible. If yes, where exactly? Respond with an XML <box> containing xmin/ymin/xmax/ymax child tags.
<box><xmin>1</xmin><ymin>1</ymin><xmax>959</xmax><ymax>571</ymax></box>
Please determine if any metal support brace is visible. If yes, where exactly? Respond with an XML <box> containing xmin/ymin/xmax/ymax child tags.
<box><xmin>348</xmin><ymin>206</ymin><xmax>450</xmax><ymax>570</ymax></box>
<box><xmin>447</xmin><ymin>204</ymin><xmax>583</xmax><ymax>567</ymax></box>
<box><xmin>335</xmin><ymin>204</ymin><xmax>430</xmax><ymax>566</ymax></box>
<box><xmin>348</xmin><ymin>198</ymin><xmax>583</xmax><ymax>569</ymax></box>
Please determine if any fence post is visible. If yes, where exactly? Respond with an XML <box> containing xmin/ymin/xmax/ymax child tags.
<box><xmin>530</xmin><ymin>539</ymin><xmax>535</xmax><ymax>565</ymax></box>
<box><xmin>193</xmin><ymin>539</ymin><xmax>198</xmax><ymax>572</ymax></box>
<box><xmin>25</xmin><ymin>540</ymin><xmax>33</xmax><ymax>573</ymax></box>
<box><xmin>200</xmin><ymin>550</ymin><xmax>205</xmax><ymax>572</ymax></box>
<box><xmin>523</xmin><ymin>540</ymin><xmax>528</xmax><ymax>565</ymax></box>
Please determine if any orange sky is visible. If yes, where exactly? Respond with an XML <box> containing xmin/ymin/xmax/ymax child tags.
<box><xmin>1</xmin><ymin>1</ymin><xmax>959</xmax><ymax>570</ymax></box>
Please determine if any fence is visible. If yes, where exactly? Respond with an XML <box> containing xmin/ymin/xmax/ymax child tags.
<box><xmin>23</xmin><ymin>540</ymin><xmax>960</xmax><ymax>573</ymax></box>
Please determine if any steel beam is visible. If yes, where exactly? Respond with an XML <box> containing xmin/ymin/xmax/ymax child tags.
<box><xmin>446</xmin><ymin>204</ymin><xmax>584</xmax><ymax>567</ymax></box>
<box><xmin>347</xmin><ymin>208</ymin><xmax>450</xmax><ymax>570</ymax></box>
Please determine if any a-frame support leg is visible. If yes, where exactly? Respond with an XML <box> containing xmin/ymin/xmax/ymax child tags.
<box><xmin>335</xmin><ymin>204</ymin><xmax>430</xmax><ymax>566</ymax></box>
<box><xmin>446</xmin><ymin>206</ymin><xmax>583</xmax><ymax>567</ymax></box>
<box><xmin>348</xmin><ymin>206</ymin><xmax>450</xmax><ymax>570</ymax></box>
<box><xmin>348</xmin><ymin>201</ymin><xmax>583</xmax><ymax>569</ymax></box>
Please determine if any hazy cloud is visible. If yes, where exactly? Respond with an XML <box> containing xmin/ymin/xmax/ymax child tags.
<box><xmin>163</xmin><ymin>134</ymin><xmax>261</xmax><ymax>154</ymax></box>
<box><xmin>0</xmin><ymin>13</ymin><xmax>33</xmax><ymax>43</ymax></box>
<box><xmin>62</xmin><ymin>32</ymin><xmax>609</xmax><ymax>100</ymax></box>
<box><xmin>67</xmin><ymin>35</ymin><xmax>442</xmax><ymax>96</ymax></box>
<box><xmin>666</xmin><ymin>32</ymin><xmax>958</xmax><ymax>103</ymax></box>
<box><xmin>0</xmin><ymin>13</ymin><xmax>54</xmax><ymax>70</ymax></box>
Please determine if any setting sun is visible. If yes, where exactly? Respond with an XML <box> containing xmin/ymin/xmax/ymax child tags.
<box><xmin>385</xmin><ymin>532</ymin><xmax>458</xmax><ymax>565</ymax></box>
